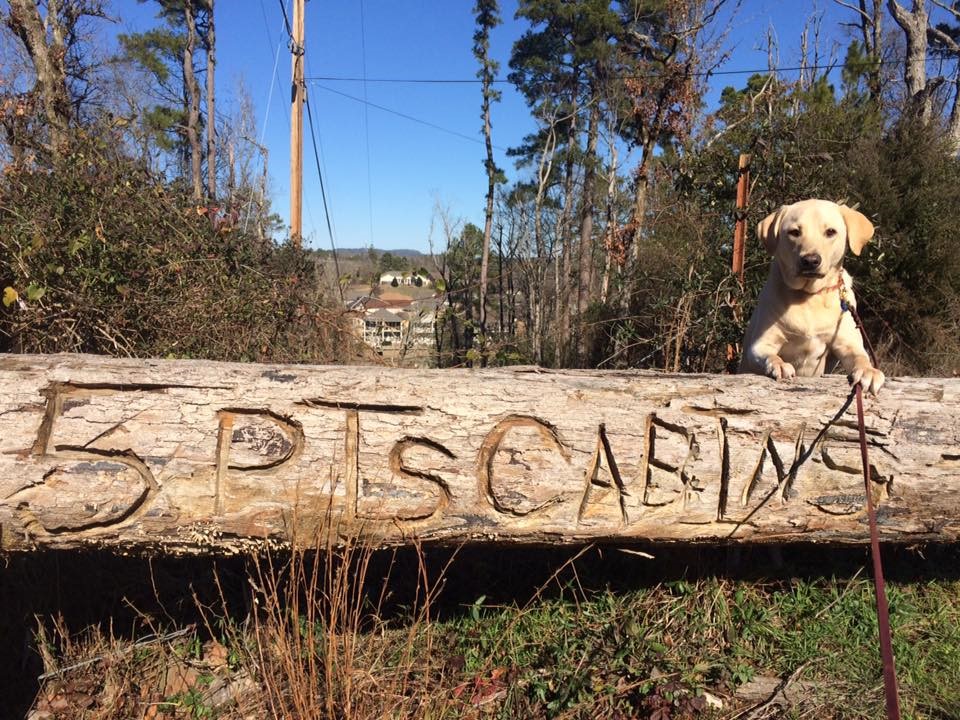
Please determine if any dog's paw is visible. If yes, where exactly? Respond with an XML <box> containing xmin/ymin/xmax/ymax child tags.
<box><xmin>765</xmin><ymin>357</ymin><xmax>796</xmax><ymax>381</ymax></box>
<box><xmin>850</xmin><ymin>365</ymin><xmax>885</xmax><ymax>395</ymax></box>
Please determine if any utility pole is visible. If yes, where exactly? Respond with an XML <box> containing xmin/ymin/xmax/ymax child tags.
<box><xmin>731</xmin><ymin>153</ymin><xmax>751</xmax><ymax>285</ymax></box>
<box><xmin>289</xmin><ymin>0</ymin><xmax>305</xmax><ymax>246</ymax></box>
<box><xmin>727</xmin><ymin>153</ymin><xmax>751</xmax><ymax>371</ymax></box>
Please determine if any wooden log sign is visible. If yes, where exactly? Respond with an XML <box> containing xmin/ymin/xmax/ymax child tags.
<box><xmin>0</xmin><ymin>354</ymin><xmax>958</xmax><ymax>553</ymax></box>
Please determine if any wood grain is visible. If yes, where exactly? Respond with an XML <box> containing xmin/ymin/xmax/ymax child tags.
<box><xmin>1</xmin><ymin>354</ymin><xmax>958</xmax><ymax>553</ymax></box>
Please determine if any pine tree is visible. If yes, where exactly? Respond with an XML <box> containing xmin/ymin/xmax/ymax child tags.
<box><xmin>473</xmin><ymin>0</ymin><xmax>502</xmax><ymax>358</ymax></box>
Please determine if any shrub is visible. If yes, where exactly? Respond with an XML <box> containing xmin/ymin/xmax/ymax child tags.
<box><xmin>0</xmin><ymin>125</ymin><xmax>362</xmax><ymax>363</ymax></box>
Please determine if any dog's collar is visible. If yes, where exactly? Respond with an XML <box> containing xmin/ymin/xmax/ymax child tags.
<box><xmin>798</xmin><ymin>270</ymin><xmax>851</xmax><ymax>312</ymax></box>
<box><xmin>800</xmin><ymin>274</ymin><xmax>843</xmax><ymax>295</ymax></box>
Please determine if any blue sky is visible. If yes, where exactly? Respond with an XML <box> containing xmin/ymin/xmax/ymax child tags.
<box><xmin>116</xmin><ymin>1</ymin><xmax>871</xmax><ymax>252</ymax></box>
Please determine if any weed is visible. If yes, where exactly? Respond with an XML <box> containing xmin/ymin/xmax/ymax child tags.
<box><xmin>16</xmin><ymin>547</ymin><xmax>960</xmax><ymax>719</ymax></box>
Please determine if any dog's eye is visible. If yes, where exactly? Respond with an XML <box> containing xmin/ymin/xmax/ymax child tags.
<box><xmin>787</xmin><ymin>227</ymin><xmax>802</xmax><ymax>238</ymax></box>
<box><xmin>825</xmin><ymin>228</ymin><xmax>837</xmax><ymax>237</ymax></box>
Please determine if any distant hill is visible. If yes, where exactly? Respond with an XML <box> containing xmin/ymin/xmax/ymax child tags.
<box><xmin>326</xmin><ymin>247</ymin><xmax>429</xmax><ymax>259</ymax></box>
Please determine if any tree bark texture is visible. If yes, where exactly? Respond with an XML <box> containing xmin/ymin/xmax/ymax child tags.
<box><xmin>6</xmin><ymin>0</ymin><xmax>72</xmax><ymax>156</ymax></box>
<box><xmin>205</xmin><ymin>0</ymin><xmax>216</xmax><ymax>200</ymax></box>
<box><xmin>183</xmin><ymin>0</ymin><xmax>203</xmax><ymax>202</ymax></box>
<box><xmin>928</xmin><ymin>12</ymin><xmax>960</xmax><ymax>153</ymax></box>
<box><xmin>859</xmin><ymin>0</ymin><xmax>884</xmax><ymax>103</ymax></box>
<box><xmin>1</xmin><ymin>354</ymin><xmax>959</xmax><ymax>554</ymax></box>
<box><xmin>888</xmin><ymin>0</ymin><xmax>933</xmax><ymax>121</ymax></box>
<box><xmin>576</xmin><ymin>99</ymin><xmax>601</xmax><ymax>364</ymax></box>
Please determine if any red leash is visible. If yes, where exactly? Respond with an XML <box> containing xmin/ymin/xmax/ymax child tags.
<box><xmin>848</xmin><ymin>300</ymin><xmax>901</xmax><ymax>720</ymax></box>
<box><xmin>854</xmin><ymin>384</ymin><xmax>901</xmax><ymax>720</ymax></box>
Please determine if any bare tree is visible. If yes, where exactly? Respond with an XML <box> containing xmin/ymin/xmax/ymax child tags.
<box><xmin>888</xmin><ymin>0</ymin><xmax>940</xmax><ymax>121</ymax></box>
<box><xmin>835</xmin><ymin>0</ymin><xmax>884</xmax><ymax>101</ymax></box>
<box><xmin>203</xmin><ymin>0</ymin><xmax>215</xmax><ymax>199</ymax></box>
<box><xmin>473</xmin><ymin>0</ymin><xmax>501</xmax><ymax>356</ymax></box>
<box><xmin>575</xmin><ymin>97</ymin><xmax>600</xmax><ymax>362</ymax></box>
<box><xmin>182</xmin><ymin>0</ymin><xmax>202</xmax><ymax>200</ymax></box>
<box><xmin>621</xmin><ymin>0</ymin><xmax>730</xmax><ymax>282</ymax></box>
<box><xmin>4</xmin><ymin>0</ymin><xmax>106</xmax><ymax>159</ymax></box>
<box><xmin>928</xmin><ymin>0</ymin><xmax>960</xmax><ymax>150</ymax></box>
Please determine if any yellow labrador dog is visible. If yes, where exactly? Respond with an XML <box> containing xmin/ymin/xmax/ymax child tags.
<box><xmin>738</xmin><ymin>199</ymin><xmax>884</xmax><ymax>394</ymax></box>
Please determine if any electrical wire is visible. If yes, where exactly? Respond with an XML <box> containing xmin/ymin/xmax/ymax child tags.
<box><xmin>312</xmin><ymin>83</ymin><xmax>509</xmax><ymax>151</ymax></box>
<box><xmin>305</xmin><ymin>94</ymin><xmax>344</xmax><ymax>302</ymax></box>
<box><xmin>304</xmin><ymin>59</ymin><xmax>902</xmax><ymax>84</ymax></box>
<box><xmin>359</xmin><ymin>0</ymin><xmax>375</xmax><ymax>248</ymax></box>
<box><xmin>275</xmin><ymin>0</ymin><xmax>340</xmax><ymax>270</ymax></box>
<box><xmin>276</xmin><ymin>0</ymin><xmax>293</xmax><ymax>41</ymax></box>
<box><xmin>244</xmin><ymin>0</ymin><xmax>288</xmax><ymax>235</ymax></box>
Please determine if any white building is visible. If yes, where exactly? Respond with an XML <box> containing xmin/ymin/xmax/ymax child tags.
<box><xmin>379</xmin><ymin>271</ymin><xmax>432</xmax><ymax>287</ymax></box>
<box><xmin>346</xmin><ymin>295</ymin><xmax>441</xmax><ymax>354</ymax></box>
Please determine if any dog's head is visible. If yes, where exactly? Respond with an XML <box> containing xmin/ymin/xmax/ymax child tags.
<box><xmin>756</xmin><ymin>199</ymin><xmax>874</xmax><ymax>290</ymax></box>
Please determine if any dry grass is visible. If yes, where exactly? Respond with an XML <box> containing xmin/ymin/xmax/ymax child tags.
<box><xmin>240</xmin><ymin>539</ymin><xmax>457</xmax><ymax>719</ymax></box>
<box><xmin>13</xmin><ymin>544</ymin><xmax>960</xmax><ymax>720</ymax></box>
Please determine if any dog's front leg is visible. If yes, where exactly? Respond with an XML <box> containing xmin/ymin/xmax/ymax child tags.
<box><xmin>831</xmin><ymin>315</ymin><xmax>885</xmax><ymax>395</ymax></box>
<box><xmin>762</xmin><ymin>353</ymin><xmax>797</xmax><ymax>381</ymax></box>
<box><xmin>742</xmin><ymin>334</ymin><xmax>796</xmax><ymax>381</ymax></box>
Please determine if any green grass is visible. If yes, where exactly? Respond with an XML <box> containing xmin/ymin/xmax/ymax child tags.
<box><xmin>13</xmin><ymin>548</ymin><xmax>960</xmax><ymax>720</ymax></box>
<box><xmin>441</xmin><ymin>576</ymin><xmax>960</xmax><ymax>719</ymax></box>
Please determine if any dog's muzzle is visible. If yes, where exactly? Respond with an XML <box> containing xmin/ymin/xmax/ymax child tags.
<box><xmin>799</xmin><ymin>252</ymin><xmax>822</xmax><ymax>276</ymax></box>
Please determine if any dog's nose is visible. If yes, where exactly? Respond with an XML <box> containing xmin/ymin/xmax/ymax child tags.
<box><xmin>799</xmin><ymin>253</ymin><xmax>821</xmax><ymax>271</ymax></box>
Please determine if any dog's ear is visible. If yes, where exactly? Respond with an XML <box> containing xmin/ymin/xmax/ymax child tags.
<box><xmin>756</xmin><ymin>206</ymin><xmax>786</xmax><ymax>254</ymax></box>
<box><xmin>839</xmin><ymin>205</ymin><xmax>874</xmax><ymax>256</ymax></box>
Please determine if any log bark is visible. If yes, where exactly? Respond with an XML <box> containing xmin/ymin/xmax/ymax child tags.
<box><xmin>1</xmin><ymin>354</ymin><xmax>959</xmax><ymax>554</ymax></box>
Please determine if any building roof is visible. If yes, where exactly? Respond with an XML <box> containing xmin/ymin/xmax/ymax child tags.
<box><xmin>408</xmin><ymin>297</ymin><xmax>443</xmax><ymax>312</ymax></box>
<box><xmin>366</xmin><ymin>308</ymin><xmax>404</xmax><ymax>323</ymax></box>
<box><xmin>376</xmin><ymin>289</ymin><xmax>415</xmax><ymax>302</ymax></box>
<box><xmin>362</xmin><ymin>298</ymin><xmax>390</xmax><ymax>309</ymax></box>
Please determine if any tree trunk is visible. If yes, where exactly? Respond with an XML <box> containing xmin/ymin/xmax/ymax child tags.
<box><xmin>625</xmin><ymin>154</ymin><xmax>651</xmax><ymax>314</ymax></box>
<box><xmin>497</xmin><ymin>224</ymin><xmax>505</xmax><ymax>336</ymax></box>
<box><xmin>478</xmin><ymin>91</ymin><xmax>494</xmax><ymax>352</ymax></box>
<box><xmin>950</xmin><ymin>74</ymin><xmax>960</xmax><ymax>153</ymax></box>
<box><xmin>6</xmin><ymin>0</ymin><xmax>72</xmax><ymax>158</ymax></box>
<box><xmin>227</xmin><ymin>138</ymin><xmax>235</xmax><ymax>200</ymax></box>
<box><xmin>575</xmin><ymin>100</ymin><xmax>601</xmax><ymax>364</ymax></box>
<box><xmin>183</xmin><ymin>0</ymin><xmax>203</xmax><ymax>202</ymax></box>
<box><xmin>2</xmin><ymin>354</ymin><xmax>959</xmax><ymax>553</ymax></box>
<box><xmin>858</xmin><ymin>0</ymin><xmax>884</xmax><ymax>103</ymax></box>
<box><xmin>557</xmin><ymin>91</ymin><xmax>579</xmax><ymax>365</ymax></box>
<box><xmin>888</xmin><ymin>0</ymin><xmax>932</xmax><ymax>121</ymax></box>
<box><xmin>928</xmin><ymin>16</ymin><xmax>960</xmax><ymax>153</ymax></box>
<box><xmin>600</xmin><ymin>138</ymin><xmax>618</xmax><ymax>305</ymax></box>
<box><xmin>531</xmin><ymin>125</ymin><xmax>556</xmax><ymax>367</ymax></box>
<box><xmin>205</xmin><ymin>0</ymin><xmax>216</xmax><ymax>200</ymax></box>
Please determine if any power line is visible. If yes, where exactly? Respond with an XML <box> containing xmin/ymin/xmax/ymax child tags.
<box><xmin>276</xmin><ymin>0</ymin><xmax>293</xmax><ymax>43</ymax></box>
<box><xmin>305</xmin><ymin>94</ymin><xmax>344</xmax><ymax>302</ymax></box>
<box><xmin>359</xmin><ymin>0</ymin><xmax>375</xmax><ymax>249</ymax></box>
<box><xmin>311</xmin><ymin>83</ymin><xmax>509</xmax><ymax>151</ymax></box>
<box><xmin>244</xmin><ymin>0</ymin><xmax>288</xmax><ymax>235</ymax></box>
<box><xmin>304</xmin><ymin>52</ymin><xmax>342</xmax><ymax>254</ymax></box>
<box><xmin>262</xmin><ymin>0</ymin><xmax>323</xmax><ymax>244</ymax></box>
<box><xmin>304</xmin><ymin>59</ymin><xmax>903</xmax><ymax>85</ymax></box>
<box><xmin>275</xmin><ymin>0</ymin><xmax>341</xmax><ymax>280</ymax></box>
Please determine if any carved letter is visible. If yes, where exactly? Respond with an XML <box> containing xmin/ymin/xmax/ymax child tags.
<box><xmin>640</xmin><ymin>415</ymin><xmax>702</xmax><ymax>509</ymax></box>
<box><xmin>214</xmin><ymin>408</ymin><xmax>304</xmax><ymax>515</ymax></box>
<box><xmin>477</xmin><ymin>415</ymin><xmax>574</xmax><ymax>516</ymax></box>
<box><xmin>356</xmin><ymin>437</ymin><xmax>455</xmax><ymax>521</ymax></box>
<box><xmin>9</xmin><ymin>384</ymin><xmax>160</xmax><ymax>536</ymax></box>
<box><xmin>578</xmin><ymin>424</ymin><xmax>629</xmax><ymax>526</ymax></box>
